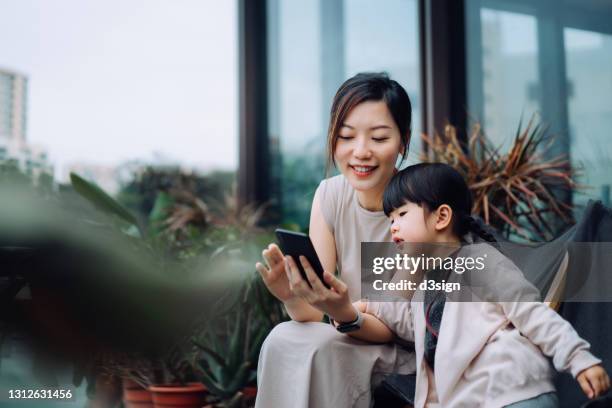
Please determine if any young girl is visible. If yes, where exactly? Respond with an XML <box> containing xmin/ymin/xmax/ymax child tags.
<box><xmin>285</xmin><ymin>162</ymin><xmax>610</xmax><ymax>407</ymax></box>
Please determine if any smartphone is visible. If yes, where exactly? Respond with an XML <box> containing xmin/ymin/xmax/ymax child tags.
<box><xmin>275</xmin><ymin>228</ymin><xmax>329</xmax><ymax>288</ymax></box>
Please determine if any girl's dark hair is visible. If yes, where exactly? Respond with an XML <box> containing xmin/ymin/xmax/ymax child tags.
<box><xmin>383</xmin><ymin>163</ymin><xmax>497</xmax><ymax>243</ymax></box>
<box><xmin>326</xmin><ymin>72</ymin><xmax>412</xmax><ymax>172</ymax></box>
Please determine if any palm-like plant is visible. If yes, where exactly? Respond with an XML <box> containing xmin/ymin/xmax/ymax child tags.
<box><xmin>421</xmin><ymin>117</ymin><xmax>577</xmax><ymax>241</ymax></box>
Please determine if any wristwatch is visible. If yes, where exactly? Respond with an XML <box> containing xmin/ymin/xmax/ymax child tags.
<box><xmin>335</xmin><ymin>308</ymin><xmax>363</xmax><ymax>333</ymax></box>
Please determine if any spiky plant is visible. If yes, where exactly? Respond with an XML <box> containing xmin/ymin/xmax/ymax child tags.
<box><xmin>421</xmin><ymin>117</ymin><xmax>577</xmax><ymax>241</ymax></box>
<box><xmin>192</xmin><ymin>307</ymin><xmax>266</xmax><ymax>400</ymax></box>
<box><xmin>190</xmin><ymin>270</ymin><xmax>285</xmax><ymax>405</ymax></box>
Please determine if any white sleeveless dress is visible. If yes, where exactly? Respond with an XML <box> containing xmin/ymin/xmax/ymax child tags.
<box><xmin>255</xmin><ymin>175</ymin><xmax>416</xmax><ymax>408</ymax></box>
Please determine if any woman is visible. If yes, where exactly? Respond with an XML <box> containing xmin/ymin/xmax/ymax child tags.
<box><xmin>255</xmin><ymin>72</ymin><xmax>415</xmax><ymax>408</ymax></box>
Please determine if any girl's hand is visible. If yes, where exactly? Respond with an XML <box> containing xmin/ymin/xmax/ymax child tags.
<box><xmin>255</xmin><ymin>244</ymin><xmax>294</xmax><ymax>303</ymax></box>
<box><xmin>284</xmin><ymin>255</ymin><xmax>356</xmax><ymax>322</ymax></box>
<box><xmin>577</xmin><ymin>365</ymin><xmax>611</xmax><ymax>399</ymax></box>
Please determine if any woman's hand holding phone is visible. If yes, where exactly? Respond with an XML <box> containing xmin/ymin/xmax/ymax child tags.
<box><xmin>256</xmin><ymin>244</ymin><xmax>294</xmax><ymax>303</ymax></box>
<box><xmin>257</xmin><ymin>244</ymin><xmax>326</xmax><ymax>322</ymax></box>
<box><xmin>284</xmin><ymin>255</ymin><xmax>357</xmax><ymax>323</ymax></box>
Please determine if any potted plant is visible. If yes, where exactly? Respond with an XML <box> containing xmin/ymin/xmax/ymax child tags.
<box><xmin>421</xmin><ymin>116</ymin><xmax>577</xmax><ymax>241</ymax></box>
<box><xmin>101</xmin><ymin>354</ymin><xmax>154</xmax><ymax>408</ymax></box>
<box><xmin>122</xmin><ymin>377</ymin><xmax>154</xmax><ymax>408</ymax></box>
<box><xmin>68</xmin><ymin>171</ymin><xmax>277</xmax><ymax>408</ymax></box>
<box><xmin>107</xmin><ymin>346</ymin><xmax>207</xmax><ymax>408</ymax></box>
<box><xmin>191</xmin><ymin>277</ymin><xmax>273</xmax><ymax>407</ymax></box>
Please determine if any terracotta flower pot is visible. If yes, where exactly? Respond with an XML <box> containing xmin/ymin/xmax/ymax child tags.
<box><xmin>242</xmin><ymin>386</ymin><xmax>257</xmax><ymax>402</ymax></box>
<box><xmin>123</xmin><ymin>379</ymin><xmax>154</xmax><ymax>408</ymax></box>
<box><xmin>241</xmin><ymin>386</ymin><xmax>257</xmax><ymax>408</ymax></box>
<box><xmin>89</xmin><ymin>375</ymin><xmax>122</xmax><ymax>408</ymax></box>
<box><xmin>148</xmin><ymin>382</ymin><xmax>207</xmax><ymax>408</ymax></box>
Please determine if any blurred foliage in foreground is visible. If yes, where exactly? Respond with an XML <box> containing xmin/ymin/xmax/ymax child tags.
<box><xmin>0</xmin><ymin>160</ymin><xmax>287</xmax><ymax>403</ymax></box>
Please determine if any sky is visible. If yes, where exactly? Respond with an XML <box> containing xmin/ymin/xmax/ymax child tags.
<box><xmin>0</xmin><ymin>0</ymin><xmax>237</xmax><ymax>179</ymax></box>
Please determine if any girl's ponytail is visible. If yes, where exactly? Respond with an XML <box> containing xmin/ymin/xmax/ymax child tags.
<box><xmin>383</xmin><ymin>163</ymin><xmax>500</xmax><ymax>246</ymax></box>
<box><xmin>462</xmin><ymin>214</ymin><xmax>498</xmax><ymax>244</ymax></box>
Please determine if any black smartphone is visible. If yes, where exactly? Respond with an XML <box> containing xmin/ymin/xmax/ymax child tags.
<box><xmin>275</xmin><ymin>228</ymin><xmax>329</xmax><ymax>288</ymax></box>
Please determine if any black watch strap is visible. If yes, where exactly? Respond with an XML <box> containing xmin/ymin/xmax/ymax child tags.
<box><xmin>335</xmin><ymin>309</ymin><xmax>363</xmax><ymax>333</ymax></box>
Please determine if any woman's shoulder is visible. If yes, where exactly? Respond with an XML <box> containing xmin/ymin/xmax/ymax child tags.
<box><xmin>319</xmin><ymin>174</ymin><xmax>349</xmax><ymax>192</ymax></box>
<box><xmin>317</xmin><ymin>174</ymin><xmax>352</xmax><ymax>205</ymax></box>
<box><xmin>315</xmin><ymin>175</ymin><xmax>348</xmax><ymax>234</ymax></box>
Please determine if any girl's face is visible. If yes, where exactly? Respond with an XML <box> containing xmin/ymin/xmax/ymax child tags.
<box><xmin>334</xmin><ymin>101</ymin><xmax>404</xmax><ymax>194</ymax></box>
<box><xmin>389</xmin><ymin>201</ymin><xmax>437</xmax><ymax>244</ymax></box>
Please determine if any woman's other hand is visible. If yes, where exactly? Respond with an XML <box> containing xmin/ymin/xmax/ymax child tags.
<box><xmin>577</xmin><ymin>364</ymin><xmax>611</xmax><ymax>399</ymax></box>
<box><xmin>256</xmin><ymin>244</ymin><xmax>294</xmax><ymax>303</ymax></box>
<box><xmin>285</xmin><ymin>255</ymin><xmax>357</xmax><ymax>323</ymax></box>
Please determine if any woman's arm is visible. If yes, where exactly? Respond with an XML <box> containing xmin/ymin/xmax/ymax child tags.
<box><xmin>257</xmin><ymin>243</ymin><xmax>322</xmax><ymax>322</ymax></box>
<box><xmin>309</xmin><ymin>186</ymin><xmax>338</xmax><ymax>280</ymax></box>
<box><xmin>286</xmin><ymin>185</ymin><xmax>339</xmax><ymax>322</ymax></box>
<box><xmin>256</xmin><ymin>185</ymin><xmax>337</xmax><ymax>322</ymax></box>
<box><xmin>283</xmin><ymin>297</ymin><xmax>323</xmax><ymax>322</ymax></box>
<box><xmin>284</xmin><ymin>256</ymin><xmax>395</xmax><ymax>343</ymax></box>
<box><xmin>280</xmin><ymin>186</ymin><xmax>335</xmax><ymax>322</ymax></box>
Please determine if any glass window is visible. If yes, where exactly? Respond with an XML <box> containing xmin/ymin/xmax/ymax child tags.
<box><xmin>466</xmin><ymin>0</ymin><xmax>612</xmax><ymax>217</ymax></box>
<box><xmin>467</xmin><ymin>6</ymin><xmax>539</xmax><ymax>151</ymax></box>
<box><xmin>565</xmin><ymin>28</ymin><xmax>612</xmax><ymax>207</ymax></box>
<box><xmin>267</xmin><ymin>0</ymin><xmax>421</xmax><ymax>227</ymax></box>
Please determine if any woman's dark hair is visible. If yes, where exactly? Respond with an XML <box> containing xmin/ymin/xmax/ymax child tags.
<box><xmin>383</xmin><ymin>163</ymin><xmax>496</xmax><ymax>243</ymax></box>
<box><xmin>326</xmin><ymin>72</ymin><xmax>412</xmax><ymax>171</ymax></box>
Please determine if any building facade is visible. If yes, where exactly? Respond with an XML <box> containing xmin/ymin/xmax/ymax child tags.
<box><xmin>0</xmin><ymin>68</ymin><xmax>52</xmax><ymax>178</ymax></box>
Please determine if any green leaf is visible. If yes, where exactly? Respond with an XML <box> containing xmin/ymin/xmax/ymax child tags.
<box><xmin>148</xmin><ymin>192</ymin><xmax>174</xmax><ymax>236</ymax></box>
<box><xmin>226</xmin><ymin>309</ymin><xmax>245</xmax><ymax>372</ymax></box>
<box><xmin>193</xmin><ymin>339</ymin><xmax>227</xmax><ymax>369</ymax></box>
<box><xmin>248</xmin><ymin>325</ymin><xmax>269</xmax><ymax>364</ymax></box>
<box><xmin>70</xmin><ymin>172</ymin><xmax>142</xmax><ymax>236</ymax></box>
<box><xmin>198</xmin><ymin>369</ymin><xmax>231</xmax><ymax>398</ymax></box>
<box><xmin>225</xmin><ymin>362</ymin><xmax>252</xmax><ymax>395</ymax></box>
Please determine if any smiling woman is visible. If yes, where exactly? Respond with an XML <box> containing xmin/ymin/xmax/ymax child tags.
<box><xmin>255</xmin><ymin>73</ymin><xmax>416</xmax><ymax>408</ymax></box>
<box><xmin>327</xmin><ymin>74</ymin><xmax>412</xmax><ymax>211</ymax></box>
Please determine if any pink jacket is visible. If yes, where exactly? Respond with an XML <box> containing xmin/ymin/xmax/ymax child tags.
<box><xmin>366</xmin><ymin>245</ymin><xmax>601</xmax><ymax>408</ymax></box>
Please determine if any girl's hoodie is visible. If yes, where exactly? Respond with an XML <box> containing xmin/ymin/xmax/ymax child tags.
<box><xmin>366</xmin><ymin>242</ymin><xmax>600</xmax><ymax>408</ymax></box>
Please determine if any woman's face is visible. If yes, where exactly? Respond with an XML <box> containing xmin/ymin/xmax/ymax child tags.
<box><xmin>334</xmin><ymin>100</ymin><xmax>404</xmax><ymax>194</ymax></box>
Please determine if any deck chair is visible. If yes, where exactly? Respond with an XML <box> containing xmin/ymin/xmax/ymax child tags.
<box><xmin>544</xmin><ymin>250</ymin><xmax>569</xmax><ymax>311</ymax></box>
